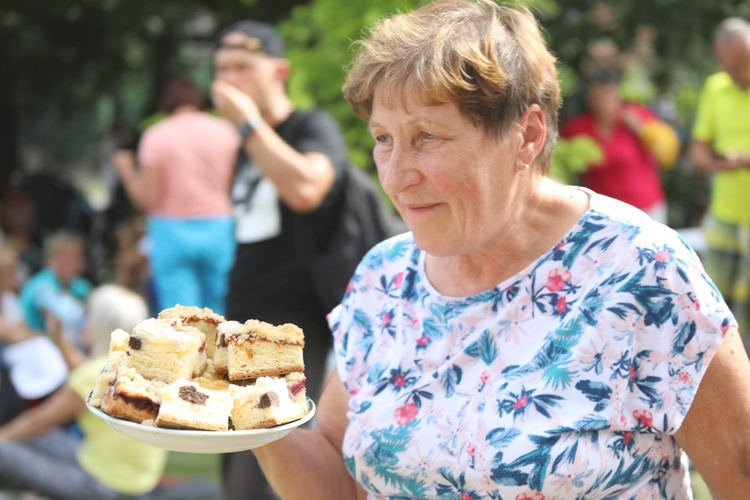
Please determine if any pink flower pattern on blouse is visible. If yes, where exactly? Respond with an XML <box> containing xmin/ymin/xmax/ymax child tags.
<box><xmin>329</xmin><ymin>191</ymin><xmax>734</xmax><ymax>499</ymax></box>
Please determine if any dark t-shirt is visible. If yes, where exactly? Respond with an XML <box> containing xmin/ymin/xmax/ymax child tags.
<box><xmin>225</xmin><ymin>109</ymin><xmax>348</xmax><ymax>324</ymax></box>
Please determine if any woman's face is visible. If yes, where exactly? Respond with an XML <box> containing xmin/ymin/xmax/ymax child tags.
<box><xmin>369</xmin><ymin>85</ymin><xmax>519</xmax><ymax>257</ymax></box>
<box><xmin>586</xmin><ymin>83</ymin><xmax>622</xmax><ymax>121</ymax></box>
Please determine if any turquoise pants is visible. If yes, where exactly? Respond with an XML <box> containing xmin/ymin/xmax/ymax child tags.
<box><xmin>147</xmin><ymin>216</ymin><xmax>236</xmax><ymax>315</ymax></box>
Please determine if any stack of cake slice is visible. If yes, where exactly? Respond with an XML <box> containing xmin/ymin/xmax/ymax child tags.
<box><xmin>88</xmin><ymin>305</ymin><xmax>308</xmax><ymax>431</ymax></box>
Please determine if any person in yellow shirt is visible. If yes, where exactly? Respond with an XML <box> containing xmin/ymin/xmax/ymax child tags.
<box><xmin>0</xmin><ymin>284</ymin><xmax>168</xmax><ymax>499</ymax></box>
<box><xmin>689</xmin><ymin>17</ymin><xmax>750</xmax><ymax>349</ymax></box>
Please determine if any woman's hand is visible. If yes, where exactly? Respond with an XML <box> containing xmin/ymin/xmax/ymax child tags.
<box><xmin>252</xmin><ymin>371</ymin><xmax>365</xmax><ymax>499</ymax></box>
<box><xmin>211</xmin><ymin>80</ymin><xmax>261</xmax><ymax>128</ymax></box>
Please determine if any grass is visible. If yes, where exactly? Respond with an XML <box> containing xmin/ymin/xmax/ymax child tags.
<box><xmin>164</xmin><ymin>452</ymin><xmax>222</xmax><ymax>484</ymax></box>
<box><xmin>690</xmin><ymin>467</ymin><xmax>711</xmax><ymax>500</ymax></box>
<box><xmin>162</xmin><ymin>452</ymin><xmax>223</xmax><ymax>498</ymax></box>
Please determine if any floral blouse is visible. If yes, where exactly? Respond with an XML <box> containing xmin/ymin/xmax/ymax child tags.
<box><xmin>329</xmin><ymin>190</ymin><xmax>735</xmax><ymax>499</ymax></box>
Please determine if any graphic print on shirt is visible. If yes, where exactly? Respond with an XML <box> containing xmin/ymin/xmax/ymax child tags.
<box><xmin>232</xmin><ymin>160</ymin><xmax>281</xmax><ymax>243</ymax></box>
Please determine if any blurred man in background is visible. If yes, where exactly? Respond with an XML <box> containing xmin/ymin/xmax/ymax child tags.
<box><xmin>689</xmin><ymin>17</ymin><xmax>750</xmax><ymax>350</ymax></box>
<box><xmin>211</xmin><ymin>20</ymin><xmax>350</xmax><ymax>499</ymax></box>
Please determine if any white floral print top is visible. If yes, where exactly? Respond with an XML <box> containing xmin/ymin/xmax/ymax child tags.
<box><xmin>329</xmin><ymin>190</ymin><xmax>734</xmax><ymax>499</ymax></box>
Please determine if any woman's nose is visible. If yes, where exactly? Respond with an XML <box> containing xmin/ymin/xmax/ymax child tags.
<box><xmin>377</xmin><ymin>144</ymin><xmax>418</xmax><ymax>196</ymax></box>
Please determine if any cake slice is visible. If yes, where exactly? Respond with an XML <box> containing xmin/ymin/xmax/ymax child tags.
<box><xmin>155</xmin><ymin>378</ymin><xmax>233</xmax><ymax>431</ymax></box>
<box><xmin>157</xmin><ymin>305</ymin><xmax>225</xmax><ymax>359</ymax></box>
<box><xmin>109</xmin><ymin>328</ymin><xmax>131</xmax><ymax>352</ymax></box>
<box><xmin>229</xmin><ymin>374</ymin><xmax>309</xmax><ymax>430</ymax></box>
<box><xmin>87</xmin><ymin>329</ymin><xmax>132</xmax><ymax>407</ymax></box>
<box><xmin>214</xmin><ymin>320</ymin><xmax>245</xmax><ymax>377</ymax></box>
<box><xmin>226</xmin><ymin>320</ymin><xmax>305</xmax><ymax>381</ymax></box>
<box><xmin>284</xmin><ymin>371</ymin><xmax>307</xmax><ymax>406</ymax></box>
<box><xmin>126</xmin><ymin>318</ymin><xmax>207</xmax><ymax>382</ymax></box>
<box><xmin>194</xmin><ymin>359</ymin><xmax>232</xmax><ymax>392</ymax></box>
<box><xmin>88</xmin><ymin>349</ymin><xmax>127</xmax><ymax>408</ymax></box>
<box><xmin>100</xmin><ymin>365</ymin><xmax>164</xmax><ymax>423</ymax></box>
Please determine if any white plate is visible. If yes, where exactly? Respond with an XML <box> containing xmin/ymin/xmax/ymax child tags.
<box><xmin>86</xmin><ymin>398</ymin><xmax>315</xmax><ymax>454</ymax></box>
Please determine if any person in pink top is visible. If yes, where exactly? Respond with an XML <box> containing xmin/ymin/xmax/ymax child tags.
<box><xmin>562</xmin><ymin>65</ymin><xmax>675</xmax><ymax>224</ymax></box>
<box><xmin>113</xmin><ymin>77</ymin><xmax>240</xmax><ymax>314</ymax></box>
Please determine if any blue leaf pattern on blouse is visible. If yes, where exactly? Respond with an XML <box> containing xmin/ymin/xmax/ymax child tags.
<box><xmin>329</xmin><ymin>192</ymin><xmax>735</xmax><ymax>499</ymax></box>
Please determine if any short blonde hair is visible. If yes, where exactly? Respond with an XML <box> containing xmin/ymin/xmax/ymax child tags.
<box><xmin>87</xmin><ymin>284</ymin><xmax>148</xmax><ymax>357</ymax></box>
<box><xmin>343</xmin><ymin>0</ymin><xmax>561</xmax><ymax>173</ymax></box>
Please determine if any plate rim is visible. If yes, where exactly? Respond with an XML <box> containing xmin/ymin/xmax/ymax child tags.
<box><xmin>86</xmin><ymin>397</ymin><xmax>316</xmax><ymax>437</ymax></box>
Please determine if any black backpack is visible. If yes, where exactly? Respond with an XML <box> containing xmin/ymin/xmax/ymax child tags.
<box><xmin>299</xmin><ymin>163</ymin><xmax>406</xmax><ymax>313</ymax></box>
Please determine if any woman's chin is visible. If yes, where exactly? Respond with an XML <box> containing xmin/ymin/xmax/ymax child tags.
<box><xmin>411</xmin><ymin>231</ymin><xmax>461</xmax><ymax>258</ymax></box>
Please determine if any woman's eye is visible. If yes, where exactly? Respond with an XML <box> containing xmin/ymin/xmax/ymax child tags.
<box><xmin>422</xmin><ymin>132</ymin><xmax>437</xmax><ymax>140</ymax></box>
<box><xmin>375</xmin><ymin>134</ymin><xmax>391</xmax><ymax>144</ymax></box>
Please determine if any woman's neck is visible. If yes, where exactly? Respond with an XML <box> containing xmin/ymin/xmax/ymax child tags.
<box><xmin>171</xmin><ymin>105</ymin><xmax>199</xmax><ymax>115</ymax></box>
<box><xmin>425</xmin><ymin>180</ymin><xmax>590</xmax><ymax>297</ymax></box>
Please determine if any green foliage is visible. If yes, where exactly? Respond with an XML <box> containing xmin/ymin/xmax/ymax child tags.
<box><xmin>0</xmin><ymin>0</ymin><xmax>313</xmax><ymax>170</ymax></box>
<box><xmin>280</xmin><ymin>0</ymin><xmax>425</xmax><ymax>170</ymax></box>
<box><xmin>549</xmin><ymin>136</ymin><xmax>603</xmax><ymax>185</ymax></box>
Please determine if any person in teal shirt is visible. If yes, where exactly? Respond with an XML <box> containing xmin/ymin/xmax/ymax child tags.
<box><xmin>19</xmin><ymin>231</ymin><xmax>92</xmax><ymax>352</ymax></box>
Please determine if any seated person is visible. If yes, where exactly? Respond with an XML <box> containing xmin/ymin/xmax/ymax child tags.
<box><xmin>0</xmin><ymin>284</ymin><xmax>168</xmax><ymax>499</ymax></box>
<box><xmin>19</xmin><ymin>231</ymin><xmax>92</xmax><ymax>353</ymax></box>
<box><xmin>0</xmin><ymin>243</ymin><xmax>26</xmax><ymax>342</ymax></box>
<box><xmin>1</xmin><ymin>243</ymin><xmax>68</xmax><ymax>425</ymax></box>
<box><xmin>0</xmin><ymin>243</ymin><xmax>31</xmax><ymax>424</ymax></box>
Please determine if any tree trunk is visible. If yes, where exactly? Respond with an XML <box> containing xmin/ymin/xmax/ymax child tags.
<box><xmin>0</xmin><ymin>102</ymin><xmax>19</xmax><ymax>199</ymax></box>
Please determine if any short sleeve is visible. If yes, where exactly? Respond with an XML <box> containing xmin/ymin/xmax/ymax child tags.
<box><xmin>136</xmin><ymin>126</ymin><xmax>163</xmax><ymax>170</ymax></box>
<box><xmin>328</xmin><ymin>271</ymin><xmax>366</xmax><ymax>396</ymax></box>
<box><xmin>618</xmin><ymin>230</ymin><xmax>736</xmax><ymax>435</ymax></box>
<box><xmin>327</xmin><ymin>239</ymin><xmax>402</xmax><ymax>396</ymax></box>
<box><xmin>691</xmin><ymin>82</ymin><xmax>715</xmax><ymax>143</ymax></box>
<box><xmin>327</xmin><ymin>303</ymin><xmax>348</xmax><ymax>381</ymax></box>
<box><xmin>292</xmin><ymin>110</ymin><xmax>348</xmax><ymax>176</ymax></box>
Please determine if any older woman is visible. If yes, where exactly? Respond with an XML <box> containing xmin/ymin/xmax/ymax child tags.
<box><xmin>252</xmin><ymin>1</ymin><xmax>750</xmax><ymax>498</ymax></box>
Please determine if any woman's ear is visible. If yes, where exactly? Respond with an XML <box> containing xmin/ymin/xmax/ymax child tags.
<box><xmin>516</xmin><ymin>104</ymin><xmax>546</xmax><ymax>168</ymax></box>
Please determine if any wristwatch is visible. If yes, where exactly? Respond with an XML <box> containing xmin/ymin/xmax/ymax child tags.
<box><xmin>238</xmin><ymin>116</ymin><xmax>264</xmax><ymax>140</ymax></box>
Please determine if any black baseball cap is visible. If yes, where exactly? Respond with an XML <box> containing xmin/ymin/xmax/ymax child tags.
<box><xmin>217</xmin><ymin>20</ymin><xmax>286</xmax><ymax>58</ymax></box>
